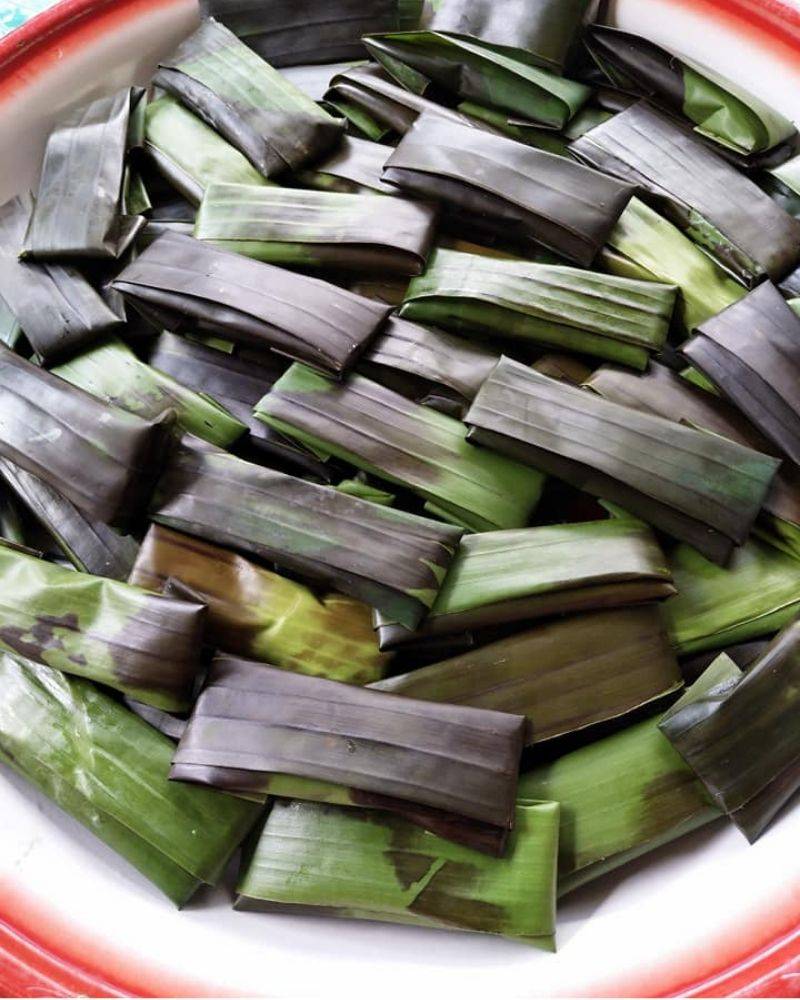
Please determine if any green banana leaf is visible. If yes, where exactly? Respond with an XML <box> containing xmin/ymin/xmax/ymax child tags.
<box><xmin>235</xmin><ymin>798</ymin><xmax>559</xmax><ymax>945</ymax></box>
<box><xmin>255</xmin><ymin>362</ymin><xmax>545</xmax><ymax>532</ymax></box>
<box><xmin>129</xmin><ymin>524</ymin><xmax>390</xmax><ymax>684</ymax></box>
<box><xmin>0</xmin><ymin>293</ymin><xmax>23</xmax><ymax>350</ymax></box>
<box><xmin>400</xmin><ymin>249</ymin><xmax>675</xmax><ymax>369</ymax></box>
<box><xmin>0</xmin><ymin>653</ymin><xmax>260</xmax><ymax>904</ymax></box>
<box><xmin>456</xmin><ymin>101</ymin><xmax>612</xmax><ymax>153</ymax></box>
<box><xmin>194</xmin><ymin>183</ymin><xmax>437</xmax><ymax>274</ymax></box>
<box><xmin>296</xmin><ymin>136</ymin><xmax>396</xmax><ymax>194</ymax></box>
<box><xmin>335</xmin><ymin>476</ymin><xmax>396</xmax><ymax>507</ymax></box>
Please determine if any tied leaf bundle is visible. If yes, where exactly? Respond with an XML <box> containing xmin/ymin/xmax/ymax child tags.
<box><xmin>254</xmin><ymin>363</ymin><xmax>545</xmax><ymax>532</ymax></box>
<box><xmin>382</xmin><ymin>114</ymin><xmax>635</xmax><ymax>266</ymax></box>
<box><xmin>129</xmin><ymin>524</ymin><xmax>389</xmax><ymax>684</ymax></box>
<box><xmin>194</xmin><ymin>183</ymin><xmax>437</xmax><ymax>274</ymax></box>
<box><xmin>112</xmin><ymin>232</ymin><xmax>390</xmax><ymax>376</ymax></box>
<box><xmin>465</xmin><ymin>357</ymin><xmax>779</xmax><ymax>564</ymax></box>
<box><xmin>297</xmin><ymin>136</ymin><xmax>396</xmax><ymax>195</ymax></box>
<box><xmin>0</xmin><ymin>654</ymin><xmax>260</xmax><ymax>904</ymax></box>
<box><xmin>235</xmin><ymin>798</ymin><xmax>559</xmax><ymax>946</ymax></box>
<box><xmin>400</xmin><ymin>249</ymin><xmax>676</xmax><ymax>370</ymax></box>
<box><xmin>150</xmin><ymin>441</ymin><xmax>463</xmax><ymax>630</ymax></box>
<box><xmin>154</xmin><ymin>19</ymin><xmax>344</xmax><ymax>179</ymax></box>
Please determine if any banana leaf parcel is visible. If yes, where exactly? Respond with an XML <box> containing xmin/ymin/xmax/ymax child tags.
<box><xmin>660</xmin><ymin>623</ymin><xmax>800</xmax><ymax>841</ymax></box>
<box><xmin>372</xmin><ymin>517</ymin><xmax>675</xmax><ymax>650</ymax></box>
<box><xmin>22</xmin><ymin>88</ymin><xmax>146</xmax><ymax>261</ymax></box>
<box><xmin>374</xmin><ymin>605</ymin><xmax>682</xmax><ymax>745</ymax></box>
<box><xmin>154</xmin><ymin>18</ymin><xmax>344</xmax><ymax>179</ymax></box>
<box><xmin>0</xmin><ymin>544</ymin><xmax>206</xmax><ymax>710</ymax></box>
<box><xmin>682</xmin><ymin>282</ymin><xmax>800</xmax><ymax>465</ymax></box>
<box><xmin>571</xmin><ymin>103</ymin><xmax>800</xmax><ymax>287</ymax></box>
<box><xmin>0</xmin><ymin>195</ymin><xmax>122</xmax><ymax>363</ymax></box>
<box><xmin>111</xmin><ymin>231</ymin><xmax>390</xmax><ymax>375</ymax></box>
<box><xmin>151</xmin><ymin>441</ymin><xmax>463</xmax><ymax>629</ymax></box>
<box><xmin>194</xmin><ymin>183</ymin><xmax>437</xmax><ymax>274</ymax></box>
<box><xmin>235</xmin><ymin>798</ymin><xmax>559</xmax><ymax>946</ymax></box>
<box><xmin>585</xmin><ymin>25</ymin><xmax>796</xmax><ymax>162</ymax></box>
<box><xmin>296</xmin><ymin>136</ymin><xmax>396</xmax><ymax>195</ymax></box>
<box><xmin>254</xmin><ymin>363</ymin><xmax>545</xmax><ymax>532</ymax></box>
<box><xmin>0</xmin><ymin>654</ymin><xmax>260</xmax><ymax>905</ymax></box>
<box><xmin>399</xmin><ymin>249</ymin><xmax>676</xmax><ymax>370</ymax></box>
<box><xmin>129</xmin><ymin>524</ymin><xmax>389</xmax><ymax>684</ymax></box>
<box><xmin>0</xmin><ymin>344</ymin><xmax>173</xmax><ymax>527</ymax></box>
<box><xmin>465</xmin><ymin>357</ymin><xmax>779</xmax><ymax>565</ymax></box>
<box><xmin>171</xmin><ymin>653</ymin><xmax>525</xmax><ymax>829</ymax></box>
<box><xmin>381</xmin><ymin>114</ymin><xmax>635</xmax><ymax>266</ymax></box>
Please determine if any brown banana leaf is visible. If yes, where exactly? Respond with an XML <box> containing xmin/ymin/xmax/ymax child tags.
<box><xmin>154</xmin><ymin>19</ymin><xmax>344</xmax><ymax>179</ymax></box>
<box><xmin>465</xmin><ymin>357</ymin><xmax>779</xmax><ymax>564</ymax></box>
<box><xmin>532</xmin><ymin>353</ymin><xmax>592</xmax><ymax>385</ymax></box>
<box><xmin>680</xmin><ymin>639</ymin><xmax>768</xmax><ymax>684</ymax></box>
<box><xmin>296</xmin><ymin>136</ymin><xmax>396</xmax><ymax>195</ymax></box>
<box><xmin>171</xmin><ymin>653</ymin><xmax>525</xmax><ymax>828</ymax></box>
<box><xmin>150</xmin><ymin>440</ymin><xmax>463</xmax><ymax>629</ymax></box>
<box><xmin>571</xmin><ymin>103</ymin><xmax>800</xmax><ymax>287</ymax></box>
<box><xmin>382</xmin><ymin>113</ymin><xmax>635</xmax><ymax>266</ymax></box>
<box><xmin>111</xmin><ymin>231</ymin><xmax>390</xmax><ymax>375</ymax></box>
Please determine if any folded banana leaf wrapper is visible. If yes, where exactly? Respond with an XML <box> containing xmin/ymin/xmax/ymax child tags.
<box><xmin>129</xmin><ymin>524</ymin><xmax>389</xmax><ymax>684</ymax></box>
<box><xmin>154</xmin><ymin>18</ymin><xmax>344</xmax><ymax>179</ymax></box>
<box><xmin>0</xmin><ymin>458</ymin><xmax>139</xmax><ymax>580</ymax></box>
<box><xmin>682</xmin><ymin>282</ymin><xmax>800</xmax><ymax>466</ymax></box>
<box><xmin>235</xmin><ymin>798</ymin><xmax>558</xmax><ymax>945</ymax></box>
<box><xmin>254</xmin><ymin>362</ymin><xmax>545</xmax><ymax>532</ymax></box>
<box><xmin>22</xmin><ymin>87</ymin><xmax>146</xmax><ymax>261</ymax></box>
<box><xmin>664</xmin><ymin>536</ymin><xmax>800</xmax><ymax>655</ymax></box>
<box><xmin>660</xmin><ymin>621</ymin><xmax>800</xmax><ymax>841</ymax></box>
<box><xmin>0</xmin><ymin>654</ymin><xmax>261</xmax><ymax>904</ymax></box>
<box><xmin>585</xmin><ymin>25</ymin><xmax>796</xmax><ymax>162</ymax></box>
<box><xmin>194</xmin><ymin>183</ymin><xmax>438</xmax><ymax>274</ymax></box>
<box><xmin>111</xmin><ymin>231</ymin><xmax>390</xmax><ymax>375</ymax></box>
<box><xmin>0</xmin><ymin>345</ymin><xmax>173</xmax><ymax>527</ymax></box>
<box><xmin>171</xmin><ymin>653</ymin><xmax>525</xmax><ymax>828</ymax></box>
<box><xmin>144</xmin><ymin>96</ymin><xmax>272</xmax><ymax>205</ymax></box>
<box><xmin>296</xmin><ymin>136</ymin><xmax>396</xmax><ymax>196</ymax></box>
<box><xmin>680</xmin><ymin>639</ymin><xmax>768</xmax><ymax>684</ymax></box>
<box><xmin>151</xmin><ymin>441</ymin><xmax>463</xmax><ymax>630</ymax></box>
<box><xmin>372</xmin><ymin>517</ymin><xmax>675</xmax><ymax>651</ymax></box>
<box><xmin>465</xmin><ymin>357</ymin><xmax>779</xmax><ymax>565</ymax></box>
<box><xmin>0</xmin><ymin>293</ymin><xmax>23</xmax><ymax>351</ymax></box>
<box><xmin>518</xmin><ymin>658</ymin><xmax>731</xmax><ymax>894</ymax></box>
<box><xmin>381</xmin><ymin>114</ymin><xmax>635</xmax><ymax>266</ymax></box>
<box><xmin>572</xmin><ymin>102</ymin><xmax>800</xmax><ymax>287</ymax></box>
<box><xmin>399</xmin><ymin>249</ymin><xmax>676</xmax><ymax>369</ymax></box>
<box><xmin>0</xmin><ymin>195</ymin><xmax>122</xmax><ymax>363</ymax></box>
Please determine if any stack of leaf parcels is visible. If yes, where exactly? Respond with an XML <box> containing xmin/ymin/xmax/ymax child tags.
<box><xmin>3</xmin><ymin>1</ymin><xmax>800</xmax><ymax>950</ymax></box>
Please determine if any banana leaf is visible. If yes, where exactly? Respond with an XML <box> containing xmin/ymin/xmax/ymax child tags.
<box><xmin>194</xmin><ymin>183</ymin><xmax>438</xmax><ymax>274</ymax></box>
<box><xmin>296</xmin><ymin>136</ymin><xmax>396</xmax><ymax>194</ymax></box>
<box><xmin>0</xmin><ymin>654</ymin><xmax>260</xmax><ymax>905</ymax></box>
<box><xmin>660</xmin><ymin>623</ymin><xmax>800</xmax><ymax>841</ymax></box>
<box><xmin>532</xmin><ymin>353</ymin><xmax>592</xmax><ymax>386</ymax></box>
<box><xmin>0</xmin><ymin>195</ymin><xmax>123</xmax><ymax>363</ymax></box>
<box><xmin>235</xmin><ymin>798</ymin><xmax>559</xmax><ymax>946</ymax></box>
<box><xmin>144</xmin><ymin>96</ymin><xmax>271</xmax><ymax>205</ymax></box>
<box><xmin>0</xmin><ymin>344</ymin><xmax>173</xmax><ymax>527</ymax></box>
<box><xmin>0</xmin><ymin>458</ymin><xmax>139</xmax><ymax>580</ymax></box>
<box><xmin>22</xmin><ymin>88</ymin><xmax>146</xmax><ymax>261</ymax></box>
<box><xmin>680</xmin><ymin>639</ymin><xmax>768</xmax><ymax>684</ymax></box>
<box><xmin>129</xmin><ymin>524</ymin><xmax>390</xmax><ymax>684</ymax></box>
<box><xmin>155</xmin><ymin>19</ymin><xmax>344</xmax><ymax>180</ymax></box>
<box><xmin>151</xmin><ymin>441</ymin><xmax>463</xmax><ymax>629</ymax></box>
<box><xmin>255</xmin><ymin>363</ymin><xmax>545</xmax><ymax>532</ymax></box>
<box><xmin>465</xmin><ymin>357</ymin><xmax>779</xmax><ymax>564</ymax></box>
<box><xmin>374</xmin><ymin>605</ymin><xmax>682</xmax><ymax>745</ymax></box>
<box><xmin>585</xmin><ymin>25</ymin><xmax>796</xmax><ymax>161</ymax></box>
<box><xmin>336</xmin><ymin>475</ymin><xmax>396</xmax><ymax>506</ymax></box>
<box><xmin>382</xmin><ymin>114</ymin><xmax>635</xmax><ymax>266</ymax></box>
<box><xmin>518</xmin><ymin>658</ymin><xmax>731</xmax><ymax>894</ymax></box>
<box><xmin>112</xmin><ymin>231</ymin><xmax>390</xmax><ymax>375</ymax></box>
<box><xmin>456</xmin><ymin>101</ymin><xmax>572</xmax><ymax>154</ymax></box>
<box><xmin>0</xmin><ymin>544</ymin><xmax>206</xmax><ymax>709</ymax></box>
<box><xmin>53</xmin><ymin>337</ymin><xmax>246</xmax><ymax>449</ymax></box>
<box><xmin>372</xmin><ymin>517</ymin><xmax>675</xmax><ymax>651</ymax></box>
<box><xmin>664</xmin><ymin>536</ymin><xmax>800</xmax><ymax>655</ymax></box>
<box><xmin>399</xmin><ymin>249</ymin><xmax>676</xmax><ymax>370</ymax></box>
<box><xmin>125</xmin><ymin>698</ymin><xmax>189</xmax><ymax>741</ymax></box>
<box><xmin>571</xmin><ymin>103</ymin><xmax>800</xmax><ymax>287</ymax></box>
<box><xmin>364</xmin><ymin>31</ymin><xmax>590</xmax><ymax>129</ymax></box>
<box><xmin>682</xmin><ymin>282</ymin><xmax>800</xmax><ymax>465</ymax></box>
<box><xmin>171</xmin><ymin>653</ymin><xmax>525</xmax><ymax>828</ymax></box>
<box><xmin>0</xmin><ymin>292</ymin><xmax>24</xmax><ymax>350</ymax></box>
<box><xmin>602</xmin><ymin>197</ymin><xmax>745</xmax><ymax>332</ymax></box>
